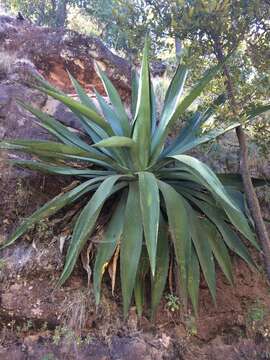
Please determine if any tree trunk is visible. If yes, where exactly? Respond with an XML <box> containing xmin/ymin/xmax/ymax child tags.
<box><xmin>211</xmin><ymin>34</ymin><xmax>270</xmax><ymax>281</ymax></box>
<box><xmin>236</xmin><ymin>126</ymin><xmax>270</xmax><ymax>279</ymax></box>
<box><xmin>55</xmin><ymin>0</ymin><xmax>68</xmax><ymax>28</ymax></box>
<box><xmin>36</xmin><ymin>0</ymin><xmax>46</xmax><ymax>26</ymax></box>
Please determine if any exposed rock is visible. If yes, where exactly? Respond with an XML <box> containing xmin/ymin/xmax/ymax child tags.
<box><xmin>0</xmin><ymin>16</ymin><xmax>130</xmax><ymax>97</ymax></box>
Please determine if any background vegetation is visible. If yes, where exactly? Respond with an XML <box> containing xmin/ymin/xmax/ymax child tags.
<box><xmin>2</xmin><ymin>0</ymin><xmax>269</xmax><ymax>154</ymax></box>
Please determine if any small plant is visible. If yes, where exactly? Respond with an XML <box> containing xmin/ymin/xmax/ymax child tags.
<box><xmin>165</xmin><ymin>294</ymin><xmax>181</xmax><ymax>312</ymax></box>
<box><xmin>0</xmin><ymin>259</ymin><xmax>6</xmax><ymax>270</ymax></box>
<box><xmin>0</xmin><ymin>40</ymin><xmax>269</xmax><ymax>317</ymax></box>
<box><xmin>246</xmin><ymin>300</ymin><xmax>269</xmax><ymax>336</ymax></box>
<box><xmin>42</xmin><ymin>353</ymin><xmax>57</xmax><ymax>360</ymax></box>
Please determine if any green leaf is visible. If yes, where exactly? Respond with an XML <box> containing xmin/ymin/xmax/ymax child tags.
<box><xmin>205</xmin><ymin>220</ymin><xmax>233</xmax><ymax>285</ymax></box>
<box><xmin>93</xmin><ymin>136</ymin><xmax>136</xmax><ymax>148</ymax></box>
<box><xmin>10</xmin><ymin>160</ymin><xmax>115</xmax><ymax>177</ymax></box>
<box><xmin>138</xmin><ymin>172</ymin><xmax>160</xmax><ymax>276</ymax></box>
<box><xmin>120</xmin><ymin>182</ymin><xmax>143</xmax><ymax>317</ymax></box>
<box><xmin>1</xmin><ymin>177</ymin><xmax>104</xmax><ymax>249</ymax></box>
<box><xmin>244</xmin><ymin>104</ymin><xmax>270</xmax><ymax>120</ymax></box>
<box><xmin>131</xmin><ymin>69</ymin><xmax>139</xmax><ymax>118</ymax></box>
<box><xmin>171</xmin><ymin>155</ymin><xmax>258</xmax><ymax>249</ymax></box>
<box><xmin>32</xmin><ymin>74</ymin><xmax>64</xmax><ymax>95</ymax></box>
<box><xmin>150</xmin><ymin>80</ymin><xmax>158</xmax><ymax>135</ymax></box>
<box><xmin>217</xmin><ymin>173</ymin><xmax>269</xmax><ymax>190</ymax></box>
<box><xmin>158</xmin><ymin>180</ymin><xmax>190</xmax><ymax>302</ymax></box>
<box><xmin>93</xmin><ymin>194</ymin><xmax>126</xmax><ymax>305</ymax></box>
<box><xmin>94</xmin><ymin>90</ymin><xmax>123</xmax><ymax>135</ymax></box>
<box><xmin>36</xmin><ymin>86</ymin><xmax>114</xmax><ymax>135</ymax></box>
<box><xmin>163</xmin><ymin>94</ymin><xmax>226</xmax><ymax>157</ymax></box>
<box><xmin>187</xmin><ymin>206</ymin><xmax>216</xmax><ymax>303</ymax></box>
<box><xmin>159</xmin><ymin>64</ymin><xmax>188</xmax><ymax>133</ymax></box>
<box><xmin>59</xmin><ymin>175</ymin><xmax>126</xmax><ymax>285</ymax></box>
<box><xmin>134</xmin><ymin>247</ymin><xmax>149</xmax><ymax>317</ymax></box>
<box><xmin>67</xmin><ymin>75</ymin><xmax>113</xmax><ymax>144</ymax></box>
<box><xmin>132</xmin><ymin>39</ymin><xmax>151</xmax><ymax>169</ymax></box>
<box><xmin>188</xmin><ymin>246</ymin><xmax>200</xmax><ymax>316</ymax></box>
<box><xmin>167</xmin><ymin>123</ymin><xmax>240</xmax><ymax>155</ymax></box>
<box><xmin>0</xmin><ymin>139</ymin><xmax>113</xmax><ymax>166</ymax></box>
<box><xmin>18</xmin><ymin>101</ymin><xmax>96</xmax><ymax>153</ymax></box>
<box><xmin>95</xmin><ymin>64</ymin><xmax>130</xmax><ymax>136</ymax></box>
<box><xmin>152</xmin><ymin>57</ymin><xmax>229</xmax><ymax>161</ymax></box>
<box><xmin>151</xmin><ymin>213</ymin><xmax>169</xmax><ymax>318</ymax></box>
<box><xmin>185</xmin><ymin>195</ymin><xmax>255</xmax><ymax>267</ymax></box>
<box><xmin>68</xmin><ymin>71</ymin><xmax>98</xmax><ymax>112</ymax></box>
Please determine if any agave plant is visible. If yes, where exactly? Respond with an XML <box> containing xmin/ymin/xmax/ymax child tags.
<box><xmin>1</xmin><ymin>42</ymin><xmax>269</xmax><ymax>317</ymax></box>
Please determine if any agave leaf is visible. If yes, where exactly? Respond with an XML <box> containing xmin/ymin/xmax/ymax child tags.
<box><xmin>171</xmin><ymin>155</ymin><xmax>258</xmax><ymax>249</ymax></box>
<box><xmin>163</xmin><ymin>112</ymin><xmax>201</xmax><ymax>157</ymax></box>
<box><xmin>89</xmin><ymin>99</ymin><xmax>133</xmax><ymax>168</ymax></box>
<box><xmin>95</xmin><ymin>64</ymin><xmax>130</xmax><ymax>136</ymax></box>
<box><xmin>93</xmin><ymin>194</ymin><xmax>126</xmax><ymax>305</ymax></box>
<box><xmin>93</xmin><ymin>136</ymin><xmax>136</xmax><ymax>148</ymax></box>
<box><xmin>18</xmin><ymin>101</ymin><xmax>96</xmax><ymax>153</ymax></box>
<box><xmin>131</xmin><ymin>70</ymin><xmax>139</xmax><ymax>118</ymax></box>
<box><xmin>217</xmin><ymin>173</ymin><xmax>269</xmax><ymax>190</ymax></box>
<box><xmin>163</xmin><ymin>94</ymin><xmax>226</xmax><ymax>157</ymax></box>
<box><xmin>120</xmin><ymin>182</ymin><xmax>143</xmax><ymax>317</ymax></box>
<box><xmin>131</xmin><ymin>69</ymin><xmax>139</xmax><ymax>118</ymax></box>
<box><xmin>186</xmin><ymin>206</ymin><xmax>216</xmax><ymax>303</ymax></box>
<box><xmin>158</xmin><ymin>180</ymin><xmax>190</xmax><ymax>302</ymax></box>
<box><xmin>94</xmin><ymin>90</ymin><xmax>123</xmax><ymax>135</ymax></box>
<box><xmin>151</xmin><ymin>57</ymin><xmax>230</xmax><ymax>161</ymax></box>
<box><xmin>68</xmin><ymin>71</ymin><xmax>98</xmax><ymax>112</ymax></box>
<box><xmin>1</xmin><ymin>177</ymin><xmax>104</xmax><ymax>249</ymax></box>
<box><xmin>9</xmin><ymin>160</ymin><xmax>115</xmax><ymax>177</ymax></box>
<box><xmin>244</xmin><ymin>104</ymin><xmax>270</xmax><ymax>120</ymax></box>
<box><xmin>59</xmin><ymin>175</ymin><xmax>127</xmax><ymax>285</ymax></box>
<box><xmin>173</xmin><ymin>185</ymin><xmax>219</xmax><ymax>209</ymax></box>
<box><xmin>0</xmin><ymin>139</ymin><xmax>114</xmax><ymax>165</ymax></box>
<box><xmin>150</xmin><ymin>80</ymin><xmax>158</xmax><ymax>135</ymax></box>
<box><xmin>158</xmin><ymin>64</ymin><xmax>188</xmax><ymax>134</ymax></box>
<box><xmin>151</xmin><ymin>213</ymin><xmax>169</xmax><ymax>318</ymax></box>
<box><xmin>185</xmin><ymin>195</ymin><xmax>256</xmax><ymax>267</ymax></box>
<box><xmin>63</xmin><ymin>80</ymin><xmax>110</xmax><ymax>144</ymax></box>
<box><xmin>205</xmin><ymin>220</ymin><xmax>234</xmax><ymax>285</ymax></box>
<box><xmin>36</xmin><ymin>86</ymin><xmax>114</xmax><ymax>135</ymax></box>
<box><xmin>132</xmin><ymin>39</ymin><xmax>151</xmax><ymax>169</ymax></box>
<box><xmin>167</xmin><ymin>123</ymin><xmax>240</xmax><ymax>155</ymax></box>
<box><xmin>93</xmin><ymin>135</ymin><xmax>137</xmax><ymax>167</ymax></box>
<box><xmin>138</xmin><ymin>172</ymin><xmax>160</xmax><ymax>276</ymax></box>
<box><xmin>188</xmin><ymin>245</ymin><xmax>200</xmax><ymax>316</ymax></box>
<box><xmin>134</xmin><ymin>246</ymin><xmax>149</xmax><ymax>317</ymax></box>
<box><xmin>32</xmin><ymin>74</ymin><xmax>64</xmax><ymax>95</ymax></box>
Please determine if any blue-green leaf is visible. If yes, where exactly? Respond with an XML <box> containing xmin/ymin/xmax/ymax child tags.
<box><xmin>151</xmin><ymin>213</ymin><xmax>169</xmax><ymax>317</ymax></box>
<box><xmin>120</xmin><ymin>182</ymin><xmax>143</xmax><ymax>317</ymax></box>
<box><xmin>132</xmin><ymin>39</ymin><xmax>151</xmax><ymax>169</ymax></box>
<box><xmin>138</xmin><ymin>172</ymin><xmax>160</xmax><ymax>275</ymax></box>
<box><xmin>93</xmin><ymin>194</ymin><xmax>126</xmax><ymax>305</ymax></box>
<box><xmin>59</xmin><ymin>175</ymin><xmax>126</xmax><ymax>285</ymax></box>
<box><xmin>158</xmin><ymin>180</ymin><xmax>190</xmax><ymax>302</ymax></box>
<box><xmin>95</xmin><ymin>64</ymin><xmax>130</xmax><ymax>136</ymax></box>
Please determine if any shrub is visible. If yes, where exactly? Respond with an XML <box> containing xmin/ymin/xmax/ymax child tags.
<box><xmin>1</xmin><ymin>41</ymin><xmax>269</xmax><ymax>317</ymax></box>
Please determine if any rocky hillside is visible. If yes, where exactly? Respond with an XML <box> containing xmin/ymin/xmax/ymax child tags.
<box><xmin>0</xmin><ymin>15</ymin><xmax>270</xmax><ymax>360</ymax></box>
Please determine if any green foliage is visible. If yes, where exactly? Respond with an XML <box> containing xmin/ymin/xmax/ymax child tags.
<box><xmin>165</xmin><ymin>294</ymin><xmax>181</xmax><ymax>312</ymax></box>
<box><xmin>4</xmin><ymin>0</ymin><xmax>77</xmax><ymax>27</ymax></box>
<box><xmin>1</xmin><ymin>42</ymin><xmax>269</xmax><ymax>318</ymax></box>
